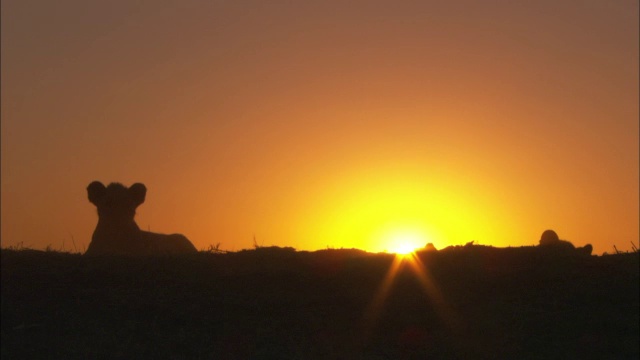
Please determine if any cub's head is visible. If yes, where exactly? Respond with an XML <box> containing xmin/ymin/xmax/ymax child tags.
<box><xmin>539</xmin><ymin>229</ymin><xmax>560</xmax><ymax>246</ymax></box>
<box><xmin>87</xmin><ymin>181</ymin><xmax>147</xmax><ymax>223</ymax></box>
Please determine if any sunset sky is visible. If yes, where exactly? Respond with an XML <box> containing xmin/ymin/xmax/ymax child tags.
<box><xmin>2</xmin><ymin>1</ymin><xmax>638</xmax><ymax>254</ymax></box>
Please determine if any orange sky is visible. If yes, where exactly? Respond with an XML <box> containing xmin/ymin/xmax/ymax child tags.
<box><xmin>2</xmin><ymin>1</ymin><xmax>638</xmax><ymax>255</ymax></box>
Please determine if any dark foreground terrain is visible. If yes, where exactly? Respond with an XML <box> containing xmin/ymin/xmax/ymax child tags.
<box><xmin>2</xmin><ymin>246</ymin><xmax>638</xmax><ymax>359</ymax></box>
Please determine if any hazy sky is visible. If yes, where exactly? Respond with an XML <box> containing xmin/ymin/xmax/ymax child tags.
<box><xmin>2</xmin><ymin>0</ymin><xmax>638</xmax><ymax>254</ymax></box>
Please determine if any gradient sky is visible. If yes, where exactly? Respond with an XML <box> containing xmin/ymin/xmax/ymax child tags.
<box><xmin>2</xmin><ymin>0</ymin><xmax>638</xmax><ymax>254</ymax></box>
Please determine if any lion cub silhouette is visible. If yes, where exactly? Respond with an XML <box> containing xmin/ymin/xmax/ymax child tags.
<box><xmin>538</xmin><ymin>229</ymin><xmax>592</xmax><ymax>256</ymax></box>
<box><xmin>85</xmin><ymin>181</ymin><xmax>197</xmax><ymax>256</ymax></box>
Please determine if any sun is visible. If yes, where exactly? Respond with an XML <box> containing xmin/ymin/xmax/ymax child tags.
<box><xmin>388</xmin><ymin>230</ymin><xmax>425</xmax><ymax>256</ymax></box>
<box><xmin>393</xmin><ymin>241</ymin><xmax>418</xmax><ymax>255</ymax></box>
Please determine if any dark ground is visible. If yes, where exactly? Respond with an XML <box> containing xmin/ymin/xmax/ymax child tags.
<box><xmin>1</xmin><ymin>246</ymin><xmax>638</xmax><ymax>359</ymax></box>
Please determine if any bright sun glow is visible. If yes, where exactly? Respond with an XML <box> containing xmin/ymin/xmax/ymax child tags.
<box><xmin>393</xmin><ymin>241</ymin><xmax>418</xmax><ymax>255</ymax></box>
<box><xmin>388</xmin><ymin>230</ymin><xmax>425</xmax><ymax>255</ymax></box>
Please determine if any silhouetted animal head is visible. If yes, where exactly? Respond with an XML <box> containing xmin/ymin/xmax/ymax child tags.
<box><xmin>87</xmin><ymin>181</ymin><xmax>146</xmax><ymax>225</ymax></box>
<box><xmin>538</xmin><ymin>229</ymin><xmax>592</xmax><ymax>256</ymax></box>
<box><xmin>539</xmin><ymin>229</ymin><xmax>560</xmax><ymax>246</ymax></box>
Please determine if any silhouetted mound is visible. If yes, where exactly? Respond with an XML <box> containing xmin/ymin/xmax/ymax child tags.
<box><xmin>424</xmin><ymin>242</ymin><xmax>438</xmax><ymax>252</ymax></box>
<box><xmin>537</xmin><ymin>229</ymin><xmax>593</xmax><ymax>256</ymax></box>
<box><xmin>2</xmin><ymin>248</ymin><xmax>637</xmax><ymax>359</ymax></box>
<box><xmin>85</xmin><ymin>181</ymin><xmax>197</xmax><ymax>256</ymax></box>
<box><xmin>539</xmin><ymin>229</ymin><xmax>559</xmax><ymax>244</ymax></box>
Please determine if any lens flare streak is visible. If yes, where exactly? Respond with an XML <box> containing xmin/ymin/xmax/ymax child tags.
<box><xmin>361</xmin><ymin>255</ymin><xmax>404</xmax><ymax>340</ymax></box>
<box><xmin>407</xmin><ymin>253</ymin><xmax>461</xmax><ymax>330</ymax></box>
<box><xmin>361</xmin><ymin>252</ymin><xmax>461</xmax><ymax>342</ymax></box>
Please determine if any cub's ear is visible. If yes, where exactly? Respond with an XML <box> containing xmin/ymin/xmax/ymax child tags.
<box><xmin>87</xmin><ymin>181</ymin><xmax>106</xmax><ymax>205</ymax></box>
<box><xmin>129</xmin><ymin>183</ymin><xmax>147</xmax><ymax>206</ymax></box>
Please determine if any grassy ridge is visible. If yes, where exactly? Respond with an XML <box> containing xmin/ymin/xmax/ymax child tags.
<box><xmin>2</xmin><ymin>247</ymin><xmax>638</xmax><ymax>359</ymax></box>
